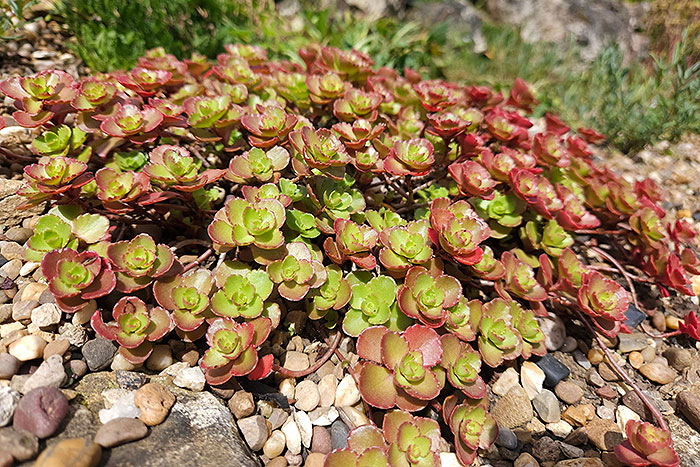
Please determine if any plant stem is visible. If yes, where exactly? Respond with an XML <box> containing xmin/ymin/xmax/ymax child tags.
<box><xmin>273</xmin><ymin>331</ymin><xmax>342</xmax><ymax>378</ymax></box>
<box><xmin>590</xmin><ymin>246</ymin><xmax>642</xmax><ymax>312</ymax></box>
<box><xmin>182</xmin><ymin>248</ymin><xmax>213</xmax><ymax>272</ymax></box>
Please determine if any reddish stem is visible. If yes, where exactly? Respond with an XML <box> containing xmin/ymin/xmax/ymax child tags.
<box><xmin>273</xmin><ymin>331</ymin><xmax>342</xmax><ymax>378</ymax></box>
<box><xmin>182</xmin><ymin>248</ymin><xmax>213</xmax><ymax>272</ymax></box>
<box><xmin>591</xmin><ymin>246</ymin><xmax>642</xmax><ymax>312</ymax></box>
<box><xmin>639</xmin><ymin>322</ymin><xmax>681</xmax><ymax>339</ymax></box>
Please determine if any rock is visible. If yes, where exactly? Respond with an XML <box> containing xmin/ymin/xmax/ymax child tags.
<box><xmin>492</xmin><ymin>385</ymin><xmax>533</xmax><ymax>429</ymax></box>
<box><xmin>59</xmin><ymin>323</ymin><xmax>88</xmax><ymax>346</ymax></box>
<box><xmin>0</xmin><ymin>353</ymin><xmax>20</xmax><ymax>379</ymax></box>
<box><xmin>172</xmin><ymin>366</ymin><xmax>205</xmax><ymax>391</ymax></box>
<box><xmin>282</xmin><ymin>351</ymin><xmax>309</xmax><ymax>371</ymax></box>
<box><xmin>676</xmin><ymin>390</ymin><xmax>700</xmax><ymax>432</ymax></box>
<box><xmin>585</xmin><ymin>418</ymin><xmax>623</xmax><ymax>451</ymax></box>
<box><xmin>666</xmin><ymin>315</ymin><xmax>680</xmax><ymax>330</ymax></box>
<box><xmin>99</xmin><ymin>391</ymin><xmax>140</xmax><ymax>424</ymax></box>
<box><xmin>335</xmin><ymin>374</ymin><xmax>360</xmax><ymax>407</ymax></box>
<box><xmin>587</xmin><ymin>349</ymin><xmax>603</xmax><ymax>365</ymax></box>
<box><xmin>514</xmin><ymin>452</ymin><xmax>540</xmax><ymax>467</ymax></box>
<box><xmin>624</xmin><ymin>304</ymin><xmax>647</xmax><ymax>329</ymax></box>
<box><xmin>281</xmin><ymin>415</ymin><xmax>301</xmax><ymax>455</ymax></box>
<box><xmin>295</xmin><ymin>380</ymin><xmax>320</xmax><ymax>411</ymax></box>
<box><xmin>305</xmin><ymin>452</ymin><xmax>325</xmax><ymax>467</ymax></box>
<box><xmin>521</xmin><ymin>361</ymin><xmax>545</xmax><ymax>399</ymax></box>
<box><xmin>547</xmin><ymin>420</ymin><xmax>573</xmax><ymax>438</ymax></box>
<box><xmin>21</xmin><ymin>354</ymin><xmax>66</xmax><ymax>393</ymax></box>
<box><xmin>284</xmin><ymin>452</ymin><xmax>302</xmax><ymax>465</ymax></box>
<box><xmin>82</xmin><ymin>338</ymin><xmax>117</xmax><ymax>371</ymax></box>
<box><xmin>43</xmin><ymin>338</ymin><xmax>70</xmax><ymax>359</ymax></box>
<box><xmin>0</xmin><ymin>259</ymin><xmax>21</xmax><ymax>280</ymax></box>
<box><xmin>493</xmin><ymin>367</ymin><xmax>520</xmax><ymax>396</ymax></box>
<box><xmin>134</xmin><ymin>382</ymin><xmax>175</xmax><ymax>426</ymax></box>
<box><xmin>585</xmin><ymin>369</ymin><xmax>605</xmax><ymax>388</ymax></box>
<box><xmin>229</xmin><ymin>390</ymin><xmax>255</xmax><ymax>419</ymax></box>
<box><xmin>597</xmin><ymin>405</ymin><xmax>614</xmax><ymax>420</ymax></box>
<box><xmin>295</xmin><ymin>410</ymin><xmax>313</xmax><ymax>448</ymax></box>
<box><xmin>67</xmin><ymin>359</ymin><xmax>88</xmax><ymax>379</ymax></box>
<box><xmin>663</xmin><ymin>348</ymin><xmax>693</xmax><ymax>371</ymax></box>
<box><xmin>0</xmin><ymin>180</ymin><xmax>44</xmax><ymax>228</ymax></box>
<box><xmin>597</xmin><ymin>361</ymin><xmax>620</xmax><ymax>382</ymax></box>
<box><xmin>267</xmin><ymin>458</ymin><xmax>287</xmax><ymax>467</ymax></box>
<box><xmin>269</xmin><ymin>408</ymin><xmax>289</xmax><ymax>430</ymax></box>
<box><xmin>533</xmin><ymin>435</ymin><xmax>561</xmax><ymax>462</ymax></box>
<box><xmin>538</xmin><ymin>314</ymin><xmax>566</xmax><ymax>351</ymax></box>
<box><xmin>317</xmin><ymin>374</ymin><xmax>337</xmax><ymax>407</ymax></box>
<box><xmin>263</xmin><ymin>430</ymin><xmax>286</xmax><ymax>458</ymax></box>
<box><xmin>615</xmin><ymin>405</ymin><xmax>640</xmax><ymax>431</ymax></box>
<box><xmin>533</xmin><ymin>389</ymin><xmax>561</xmax><ymax>423</ymax></box>
<box><xmin>111</xmin><ymin>353</ymin><xmax>140</xmax><ymax>371</ymax></box>
<box><xmin>311</xmin><ymin>426</ymin><xmax>331</xmax><ymax>454</ymax></box>
<box><xmin>561</xmin><ymin>336</ymin><xmax>577</xmax><ymax>353</ymax></box>
<box><xmin>330</xmin><ymin>419</ymin><xmax>350</xmax><ymax>450</ymax></box>
<box><xmin>238</xmin><ymin>414</ymin><xmax>269</xmax><ymax>451</ymax></box>
<box><xmin>5</xmin><ymin>226</ymin><xmax>31</xmax><ymax>243</ymax></box>
<box><xmin>536</xmin><ymin>354</ymin><xmax>571</xmax><ymax>387</ymax></box>
<box><xmin>639</xmin><ymin>358</ymin><xmax>677</xmax><ymax>384</ymax></box>
<box><xmin>13</xmin><ymin>387</ymin><xmax>68</xmax><ymax>438</ymax></box>
<box><xmin>554</xmin><ymin>460</ymin><xmax>604</xmax><ymax>467</ymax></box>
<box><xmin>339</xmin><ymin>405</ymin><xmax>369</xmax><ymax>428</ymax></box>
<box><xmin>573</xmin><ymin>350</ymin><xmax>591</xmax><ymax>369</ymax></box>
<box><xmin>145</xmin><ymin>345</ymin><xmax>173</xmax><ymax>371</ymax></box>
<box><xmin>279</xmin><ymin>378</ymin><xmax>295</xmax><ymax>400</ymax></box>
<box><xmin>308</xmin><ymin>406</ymin><xmax>339</xmax><ymax>426</ymax></box>
<box><xmin>667</xmin><ymin>409</ymin><xmax>700</xmax><ymax>466</ymax></box>
<box><xmin>555</xmin><ymin>381</ymin><xmax>583</xmax><ymax>405</ymax></box>
<box><xmin>12</xmin><ymin>300</ymin><xmax>38</xmax><ymax>321</ymax></box>
<box><xmin>617</xmin><ymin>333</ymin><xmax>648</xmax><ymax>353</ymax></box>
<box><xmin>559</xmin><ymin>441</ymin><xmax>584</xmax><ymax>458</ymax></box>
<box><xmin>34</xmin><ymin>438</ymin><xmax>101</xmax><ymax>467</ymax></box>
<box><xmin>0</xmin><ymin>388</ymin><xmax>20</xmax><ymax>427</ymax></box>
<box><xmin>21</xmin><ymin>283</ymin><xmax>47</xmax><ymax>302</ymax></box>
<box><xmin>31</xmin><ymin>303</ymin><xmax>62</xmax><ymax>328</ymax></box>
<box><xmin>496</xmin><ymin>427</ymin><xmax>519</xmax><ymax>450</ymax></box>
<box><xmin>0</xmin><ymin>427</ymin><xmax>39</xmax><ymax>461</ymax></box>
<box><xmin>115</xmin><ymin>370</ymin><xmax>148</xmax><ymax>390</ymax></box>
<box><xmin>8</xmin><ymin>334</ymin><xmax>46</xmax><ymax>361</ymax></box>
<box><xmin>561</xmin><ymin>405</ymin><xmax>594</xmax><ymax>427</ymax></box>
<box><xmin>595</xmin><ymin>385</ymin><xmax>618</xmax><ymax>401</ymax></box>
<box><xmin>628</xmin><ymin>351</ymin><xmax>644</xmax><ymax>369</ymax></box>
<box><xmin>94</xmin><ymin>417</ymin><xmax>148</xmax><ymax>447</ymax></box>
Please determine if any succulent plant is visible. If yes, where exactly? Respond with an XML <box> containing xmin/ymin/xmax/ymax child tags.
<box><xmin>475</xmin><ymin>298</ymin><xmax>524</xmax><ymax>367</ymax></box>
<box><xmin>577</xmin><ymin>271</ymin><xmax>629</xmax><ymax>337</ymax></box>
<box><xmin>289</xmin><ymin>126</ymin><xmax>351</xmax><ymax>180</ymax></box>
<box><xmin>143</xmin><ymin>145</ymin><xmax>226</xmax><ymax>192</ymax></box>
<box><xmin>153</xmin><ymin>268</ymin><xmax>214</xmax><ymax>333</ymax></box>
<box><xmin>107</xmin><ymin>233</ymin><xmax>176</xmax><ymax>293</ymax></box>
<box><xmin>25</xmin><ymin>214</ymin><xmax>78</xmax><ymax>261</ymax></box>
<box><xmin>226</xmin><ymin>146</ymin><xmax>289</xmax><ymax>184</ymax></box>
<box><xmin>342</xmin><ymin>273</ymin><xmax>410</xmax><ymax>336</ymax></box>
<box><xmin>324</xmin><ymin>218</ymin><xmax>378</xmax><ymax>270</ymax></box>
<box><xmin>23</xmin><ymin>156</ymin><xmax>91</xmax><ymax>196</ymax></box>
<box><xmin>440</xmin><ymin>334</ymin><xmax>486</xmax><ymax>398</ymax></box>
<box><xmin>397</xmin><ymin>266</ymin><xmax>461</xmax><ymax>328</ymax></box>
<box><xmin>449</xmin><ymin>160</ymin><xmax>498</xmax><ymax>200</ymax></box>
<box><xmin>267</xmin><ymin>242</ymin><xmax>326</xmax><ymax>301</ymax></box>
<box><xmin>333</xmin><ymin>88</ymin><xmax>383</xmax><ymax>122</ymax></box>
<box><xmin>95</xmin><ymin>168</ymin><xmax>150</xmax><ymax>212</ymax></box>
<box><xmin>306</xmin><ymin>72</ymin><xmax>348</xmax><ymax>105</ymax></box>
<box><xmin>679</xmin><ymin>311</ymin><xmax>700</xmax><ymax>341</ymax></box>
<box><xmin>0</xmin><ymin>70</ymin><xmax>77</xmax><ymax>127</ymax></box>
<box><xmin>322</xmin><ymin>425</ymin><xmax>390</xmax><ymax>467</ymax></box>
<box><xmin>384</xmin><ymin>138</ymin><xmax>435</xmax><ymax>176</ymax></box>
<box><xmin>378</xmin><ymin>220</ymin><xmax>433</xmax><ymax>275</ymax></box>
<box><xmin>100</xmin><ymin>103</ymin><xmax>163</xmax><ymax>140</ymax></box>
<box><xmin>614</xmin><ymin>420</ymin><xmax>679</xmax><ymax>467</ymax></box>
<box><xmin>307</xmin><ymin>264</ymin><xmax>352</xmax><ymax>321</ymax></box>
<box><xmin>444</xmin><ymin>396</ymin><xmax>499</xmax><ymax>466</ymax></box>
<box><xmin>209</xmin><ymin>196</ymin><xmax>286</xmax><ymax>250</ymax></box>
<box><xmin>429</xmin><ymin>198</ymin><xmax>490</xmax><ymax>266</ymax></box>
<box><xmin>500</xmin><ymin>251</ymin><xmax>547</xmax><ymax>302</ymax></box>
<box><xmin>510</xmin><ymin>168</ymin><xmax>563</xmax><ymax>218</ymax></box>
<box><xmin>241</xmin><ymin>105</ymin><xmax>297</xmax><ymax>148</ymax></box>
<box><xmin>630</xmin><ymin>207</ymin><xmax>667</xmax><ymax>249</ymax></box>
<box><xmin>472</xmin><ymin>191</ymin><xmax>527</xmax><ymax>238</ymax></box>
<box><xmin>31</xmin><ymin>125</ymin><xmax>88</xmax><ymax>160</ymax></box>
<box><xmin>384</xmin><ymin>410</ymin><xmax>442</xmax><ymax>467</ymax></box>
<box><xmin>332</xmin><ymin>119</ymin><xmax>385</xmax><ymax>150</ymax></box>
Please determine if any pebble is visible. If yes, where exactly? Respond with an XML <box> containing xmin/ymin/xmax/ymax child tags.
<box><xmin>561</xmin><ymin>405</ymin><xmax>594</xmax><ymax>427</ymax></box>
<box><xmin>72</xmin><ymin>306</ymin><xmax>93</xmax><ymax>325</ymax></box>
<box><xmin>0</xmin><ymin>353</ymin><xmax>20</xmax><ymax>379</ymax></box>
<box><xmin>173</xmin><ymin>366</ymin><xmax>205</xmax><ymax>391</ymax></box>
<box><xmin>335</xmin><ymin>374</ymin><xmax>360</xmax><ymax>406</ymax></box>
<box><xmin>5</xmin><ymin>227</ymin><xmax>31</xmax><ymax>243</ymax></box>
<box><xmin>269</xmin><ymin>408</ymin><xmax>289</xmax><ymax>430</ymax></box>
<box><xmin>111</xmin><ymin>352</ymin><xmax>140</xmax><ymax>371</ymax></box>
<box><xmin>34</xmin><ymin>438</ymin><xmax>101</xmax><ymax>467</ymax></box>
<box><xmin>639</xmin><ymin>358</ymin><xmax>677</xmax><ymax>384</ymax></box>
<box><xmin>663</xmin><ymin>348</ymin><xmax>693</xmax><ymax>371</ymax></box>
<box><xmin>329</xmin><ymin>419</ymin><xmax>349</xmax><ymax>450</ymax></box>
<box><xmin>587</xmin><ymin>349</ymin><xmax>603</xmax><ymax>365</ymax></box>
<box><xmin>134</xmin><ymin>382</ymin><xmax>175</xmax><ymax>426</ymax></box>
<box><xmin>20</xmin><ymin>283</ymin><xmax>46</xmax><ymax>302</ymax></box>
<box><xmin>585</xmin><ymin>369</ymin><xmax>605</xmax><ymax>388</ymax></box>
<box><xmin>1</xmin><ymin>259</ymin><xmax>21</xmax><ymax>280</ymax></box>
<box><xmin>67</xmin><ymin>359</ymin><xmax>88</xmax><ymax>379</ymax></box>
<box><xmin>179</xmin><ymin>349</ymin><xmax>199</xmax><ymax>366</ymax></box>
<box><xmin>652</xmin><ymin>311</ymin><xmax>666</xmax><ymax>332</ymax></box>
<box><xmin>573</xmin><ymin>350</ymin><xmax>591</xmax><ymax>369</ymax></box>
<box><xmin>282</xmin><ymin>351</ymin><xmax>309</xmax><ymax>371</ymax></box>
<box><xmin>94</xmin><ymin>417</ymin><xmax>148</xmax><ymax>447</ymax></box>
<box><xmin>0</xmin><ymin>427</ymin><xmax>39</xmax><ymax>461</ymax></box>
<box><xmin>496</xmin><ymin>427</ymin><xmax>519</xmax><ymax>450</ymax></box>
<box><xmin>295</xmin><ymin>380</ymin><xmax>320</xmax><ymax>411</ymax></box>
<box><xmin>281</xmin><ymin>415</ymin><xmax>302</xmax><ymax>455</ymax></box>
<box><xmin>676</xmin><ymin>390</ymin><xmax>700</xmax><ymax>432</ymax></box>
<box><xmin>13</xmin><ymin>387</ymin><xmax>69</xmax><ymax>438</ymax></box>
<box><xmin>308</xmin><ymin>406</ymin><xmax>339</xmax><ymax>426</ymax></box>
<box><xmin>597</xmin><ymin>360</ymin><xmax>619</xmax><ymax>382</ymax></box>
<box><xmin>624</xmin><ymin>305</ymin><xmax>646</xmax><ymax>329</ymax></box>
<box><xmin>533</xmin><ymin>389</ymin><xmax>560</xmax><ymax>423</ymax></box>
<box><xmin>305</xmin><ymin>452</ymin><xmax>325</xmax><ymax>467</ymax></box>
<box><xmin>492</xmin><ymin>385</ymin><xmax>533</xmax><ymax>429</ymax></box>
<box><xmin>228</xmin><ymin>390</ymin><xmax>255</xmax><ymax>419</ymax></box>
<box><xmin>514</xmin><ymin>452</ymin><xmax>539</xmax><ymax>467</ymax></box>
<box><xmin>641</xmin><ymin>344</ymin><xmax>657</xmax><ymax>363</ymax></box>
<box><xmin>145</xmin><ymin>345</ymin><xmax>173</xmax><ymax>371</ymax></box>
<box><xmin>82</xmin><ymin>337</ymin><xmax>117</xmax><ymax>371</ymax></box>
<box><xmin>279</xmin><ymin>378</ymin><xmax>295</xmax><ymax>400</ymax></box>
<box><xmin>559</xmin><ymin>441</ymin><xmax>584</xmax><ymax>459</ymax></box>
<box><xmin>595</xmin><ymin>385</ymin><xmax>618</xmax><ymax>400</ymax></box>
<box><xmin>295</xmin><ymin>410</ymin><xmax>313</xmax><ymax>448</ymax></box>
<box><xmin>492</xmin><ymin>367</ymin><xmax>520</xmax><ymax>396</ymax></box>
<box><xmin>339</xmin><ymin>405</ymin><xmax>369</xmax><ymax>428</ymax></box>
<box><xmin>311</xmin><ymin>426</ymin><xmax>331</xmax><ymax>454</ymax></box>
<box><xmin>554</xmin><ymin>381</ymin><xmax>583</xmax><ymax>405</ymax></box>
<box><xmin>12</xmin><ymin>300</ymin><xmax>38</xmax><ymax>321</ymax></box>
<box><xmin>43</xmin><ymin>338</ymin><xmax>70</xmax><ymax>359</ymax></box>
<box><xmin>536</xmin><ymin>354</ymin><xmax>570</xmax><ymax>387</ymax></box>
<box><xmin>21</xmin><ymin>354</ymin><xmax>66</xmax><ymax>393</ymax></box>
<box><xmin>115</xmin><ymin>370</ymin><xmax>148</xmax><ymax>390</ymax></box>
<box><xmin>615</xmin><ymin>405</ymin><xmax>640</xmax><ymax>431</ymax></box>
<box><xmin>238</xmin><ymin>415</ymin><xmax>269</xmax><ymax>451</ymax></box>
<box><xmin>561</xmin><ymin>336</ymin><xmax>578</xmax><ymax>353</ymax></box>
<box><xmin>98</xmin><ymin>391</ymin><xmax>140</xmax><ymax>424</ymax></box>
<box><xmin>628</xmin><ymin>351</ymin><xmax>644</xmax><ymax>369</ymax></box>
<box><xmin>584</xmin><ymin>418</ymin><xmax>623</xmax><ymax>451</ymax></box>
<box><xmin>0</xmin><ymin>304</ymin><xmax>10</xmax><ymax>324</ymax></box>
<box><xmin>267</xmin><ymin>458</ymin><xmax>288</xmax><ymax>467</ymax></box>
<box><xmin>0</xmin><ymin>388</ymin><xmax>20</xmax><ymax>426</ymax></box>
<box><xmin>547</xmin><ymin>420</ymin><xmax>573</xmax><ymax>438</ymax></box>
<box><xmin>538</xmin><ymin>315</ymin><xmax>566</xmax><ymax>351</ymax></box>
<box><xmin>284</xmin><ymin>452</ymin><xmax>302</xmax><ymax>465</ymax></box>
<box><xmin>665</xmin><ymin>315</ymin><xmax>680</xmax><ymax>330</ymax></box>
<box><xmin>19</xmin><ymin>261</ymin><xmax>40</xmax><ymax>277</ymax></box>
<box><xmin>30</xmin><ymin>303</ymin><xmax>61</xmax><ymax>328</ymax></box>
<box><xmin>58</xmin><ymin>323</ymin><xmax>88</xmax><ymax>346</ymax></box>
<box><xmin>263</xmin><ymin>430</ymin><xmax>286</xmax><ymax>458</ymax></box>
<box><xmin>317</xmin><ymin>374</ymin><xmax>336</xmax><ymax>407</ymax></box>
<box><xmin>8</xmin><ymin>334</ymin><xmax>46</xmax><ymax>361</ymax></box>
<box><xmin>533</xmin><ymin>436</ymin><xmax>561</xmax><ymax>462</ymax></box>
<box><xmin>596</xmin><ymin>405</ymin><xmax>614</xmax><ymax>420</ymax></box>
<box><xmin>617</xmin><ymin>333</ymin><xmax>648</xmax><ymax>353</ymax></box>
<box><xmin>563</xmin><ymin>427</ymin><xmax>588</xmax><ymax>446</ymax></box>
<box><xmin>521</xmin><ymin>361</ymin><xmax>545</xmax><ymax>399</ymax></box>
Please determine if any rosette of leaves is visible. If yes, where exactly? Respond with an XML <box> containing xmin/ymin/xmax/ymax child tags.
<box><xmin>342</xmin><ymin>273</ymin><xmax>410</xmax><ymax>337</ymax></box>
<box><xmin>153</xmin><ymin>268</ymin><xmax>214</xmax><ymax>334</ymax></box>
<box><xmin>208</xmin><ymin>196</ymin><xmax>286</xmax><ymax>251</ymax></box>
<box><xmin>472</xmin><ymin>191</ymin><xmax>526</xmax><ymax>239</ymax></box>
<box><xmin>95</xmin><ymin>168</ymin><xmax>150</xmax><ymax>213</ymax></box>
<box><xmin>444</xmin><ymin>296</ymin><xmax>480</xmax><ymax>341</ymax></box>
<box><xmin>117</xmin><ymin>67</ymin><xmax>172</xmax><ymax>97</ymax></box>
<box><xmin>413</xmin><ymin>80</ymin><xmax>461</xmax><ymax>112</ymax></box>
<box><xmin>444</xmin><ymin>396</ymin><xmax>498</xmax><ymax>466</ymax></box>
<box><xmin>520</xmin><ymin>219</ymin><xmax>574</xmax><ymax>257</ymax></box>
<box><xmin>577</xmin><ymin>271</ymin><xmax>629</xmax><ymax>338</ymax></box>
<box><xmin>0</xmin><ymin>70</ymin><xmax>77</xmax><ymax>127</ymax></box>
<box><xmin>289</xmin><ymin>126</ymin><xmax>351</xmax><ymax>180</ymax></box>
<box><xmin>427</xmin><ymin>106</ymin><xmax>481</xmax><ymax>139</ymax></box>
<box><xmin>241</xmin><ymin>183</ymin><xmax>292</xmax><ymax>207</ymax></box>
<box><xmin>267</xmin><ymin>242</ymin><xmax>326</xmax><ymax>301</ymax></box>
<box><xmin>143</xmin><ymin>145</ymin><xmax>226</xmax><ymax>192</ymax></box>
<box><xmin>324</xmin><ymin>219</ymin><xmax>378</xmax><ymax>270</ymax></box>
<box><xmin>555</xmin><ymin>185</ymin><xmax>601</xmax><ymax>230</ymax></box>
<box><xmin>31</xmin><ymin>125</ymin><xmax>89</xmax><ymax>161</ymax></box>
<box><xmin>449</xmin><ymin>160</ymin><xmax>498</xmax><ymax>200</ymax></box>
<box><xmin>554</xmin><ymin>248</ymin><xmax>588</xmax><ymax>296</ymax></box>
<box><xmin>91</xmin><ymin>296</ymin><xmax>173</xmax><ymax>363</ymax></box>
<box><xmin>306</xmin><ymin>72</ymin><xmax>349</xmax><ymax>105</ymax></box>
<box><xmin>71</xmin><ymin>77</ymin><xmax>117</xmax><ymax>112</ymax></box>
<box><xmin>313</xmin><ymin>177</ymin><xmax>365</xmax><ymax>232</ymax></box>
<box><xmin>532</xmin><ymin>132</ymin><xmax>570</xmax><ymax>167</ymax></box>
<box><xmin>306</xmin><ymin>264</ymin><xmax>352</xmax><ymax>322</ymax></box>
<box><xmin>26</xmin><ymin>209</ymin><xmax>110</xmax><ymax>261</ymax></box>
<box><xmin>42</xmin><ymin>248</ymin><xmax>116</xmax><ymax>313</ymax></box>
<box><xmin>484</xmin><ymin>108</ymin><xmax>530</xmax><ymax>143</ymax></box>
<box><xmin>210</xmin><ymin>262</ymin><xmax>273</xmax><ymax>319</ymax></box>
<box><xmin>183</xmin><ymin>95</ymin><xmax>232</xmax><ymax>129</ymax></box>
<box><xmin>366</xmin><ymin>209</ymin><xmax>406</xmax><ymax>233</ymax></box>
<box><xmin>286</xmin><ymin>209</ymin><xmax>321</xmax><ymax>240</ymax></box>
<box><xmin>630</xmin><ymin>207</ymin><xmax>667</xmax><ymax>249</ymax></box>
<box><xmin>226</xmin><ymin>146</ymin><xmax>289</xmax><ymax>184</ymax></box>
<box><xmin>468</xmin><ymin>246</ymin><xmax>506</xmax><ymax>280</ymax></box>
<box><xmin>510</xmin><ymin>168</ymin><xmax>563</xmax><ymax>218</ymax></box>
<box><xmin>500</xmin><ymin>251</ymin><xmax>547</xmax><ymax>301</ymax></box>
<box><xmin>614</xmin><ymin>420</ymin><xmax>679</xmax><ymax>467</ymax></box>
<box><xmin>333</xmin><ymin>88</ymin><xmax>383</xmax><ymax>122</ymax></box>
<box><xmin>332</xmin><ymin>119</ymin><xmax>385</xmax><ymax>150</ymax></box>
<box><xmin>440</xmin><ymin>334</ymin><xmax>487</xmax><ymax>398</ymax></box>
<box><xmin>148</xmin><ymin>97</ymin><xmax>185</xmax><ymax>124</ymax></box>
<box><xmin>23</xmin><ymin>156</ymin><xmax>91</xmax><ymax>196</ymax></box>
<box><xmin>241</xmin><ymin>105</ymin><xmax>297</xmax><ymax>149</ymax></box>
<box><xmin>107</xmin><ymin>234</ymin><xmax>176</xmax><ymax>293</ymax></box>
<box><xmin>113</xmin><ymin>150</ymin><xmax>148</xmax><ymax>172</ymax></box>
<box><xmin>378</xmin><ymin>220</ymin><xmax>433</xmax><ymax>276</ymax></box>
<box><xmin>397</xmin><ymin>266</ymin><xmax>461</xmax><ymax>328</ymax></box>
<box><xmin>212</xmin><ymin>57</ymin><xmax>260</xmax><ymax>88</ymax></box>
<box><xmin>475</xmin><ymin>298</ymin><xmax>523</xmax><ymax>367</ymax></box>
<box><xmin>322</xmin><ymin>425</ymin><xmax>390</xmax><ymax>466</ymax></box>
<box><xmin>384</xmin><ymin>138</ymin><xmax>434</xmax><ymax>177</ymax></box>
<box><xmin>100</xmin><ymin>103</ymin><xmax>163</xmax><ymax>141</ymax></box>
<box><xmin>357</xmin><ymin>325</ymin><xmax>445</xmax><ymax>411</ymax></box>
<box><xmin>480</xmin><ymin>148</ymin><xmax>536</xmax><ymax>182</ymax></box>
<box><xmin>428</xmin><ymin>198</ymin><xmax>490</xmax><ymax>266</ymax></box>
<box><xmin>509</xmin><ymin>301</ymin><xmax>546</xmax><ymax>359</ymax></box>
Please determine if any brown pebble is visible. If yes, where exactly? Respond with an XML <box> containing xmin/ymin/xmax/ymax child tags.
<box><xmin>585</xmin><ymin>418</ymin><xmax>623</xmax><ymax>451</ymax></box>
<box><xmin>554</xmin><ymin>381</ymin><xmax>583</xmax><ymax>405</ymax></box>
<box><xmin>598</xmin><ymin>360</ymin><xmax>620</xmax><ymax>382</ymax></box>
<box><xmin>628</xmin><ymin>351</ymin><xmax>644</xmax><ymax>369</ymax></box>
<box><xmin>134</xmin><ymin>382</ymin><xmax>176</xmax><ymax>426</ymax></box>
<box><xmin>652</xmin><ymin>311</ymin><xmax>666</xmax><ymax>332</ymax></box>
<box><xmin>666</xmin><ymin>315</ymin><xmax>680</xmax><ymax>330</ymax></box>
<box><xmin>676</xmin><ymin>390</ymin><xmax>700</xmax><ymax>432</ymax></box>
<box><xmin>268</xmin><ymin>458</ymin><xmax>288</xmax><ymax>467</ymax></box>
<box><xmin>180</xmin><ymin>349</ymin><xmax>199</xmax><ymax>366</ymax></box>
<box><xmin>34</xmin><ymin>438</ymin><xmax>101</xmax><ymax>467</ymax></box>
<box><xmin>595</xmin><ymin>385</ymin><xmax>618</xmax><ymax>400</ymax></box>
<box><xmin>43</xmin><ymin>338</ymin><xmax>70</xmax><ymax>359</ymax></box>
<box><xmin>304</xmin><ymin>452</ymin><xmax>326</xmax><ymax>467</ymax></box>
<box><xmin>587</xmin><ymin>349</ymin><xmax>603</xmax><ymax>365</ymax></box>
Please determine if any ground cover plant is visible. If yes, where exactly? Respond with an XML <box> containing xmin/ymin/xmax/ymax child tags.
<box><xmin>2</xmin><ymin>42</ymin><xmax>698</xmax><ymax>465</ymax></box>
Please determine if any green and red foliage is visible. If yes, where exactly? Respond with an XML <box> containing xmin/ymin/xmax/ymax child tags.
<box><xmin>2</xmin><ymin>41</ymin><xmax>692</xmax><ymax>465</ymax></box>
<box><xmin>614</xmin><ymin>420</ymin><xmax>679</xmax><ymax>467</ymax></box>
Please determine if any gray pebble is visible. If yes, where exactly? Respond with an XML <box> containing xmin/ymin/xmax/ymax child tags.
<box><xmin>82</xmin><ymin>337</ymin><xmax>117</xmax><ymax>371</ymax></box>
<box><xmin>330</xmin><ymin>419</ymin><xmax>349</xmax><ymax>450</ymax></box>
<box><xmin>0</xmin><ymin>353</ymin><xmax>20</xmax><ymax>379</ymax></box>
